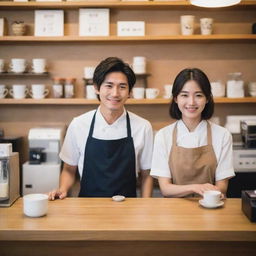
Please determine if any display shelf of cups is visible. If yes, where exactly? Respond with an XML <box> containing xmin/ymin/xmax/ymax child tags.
<box><xmin>1</xmin><ymin>35</ymin><xmax>256</xmax><ymax>43</ymax></box>
<box><xmin>0</xmin><ymin>1</ymin><xmax>255</xmax><ymax>9</ymax></box>
<box><xmin>0</xmin><ymin>72</ymin><xmax>50</xmax><ymax>77</ymax></box>
<box><xmin>0</xmin><ymin>97</ymin><xmax>256</xmax><ymax>105</ymax></box>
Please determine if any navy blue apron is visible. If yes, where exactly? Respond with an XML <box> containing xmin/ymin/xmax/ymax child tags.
<box><xmin>78</xmin><ymin>111</ymin><xmax>137</xmax><ymax>197</ymax></box>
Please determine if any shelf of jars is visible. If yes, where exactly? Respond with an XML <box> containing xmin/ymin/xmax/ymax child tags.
<box><xmin>1</xmin><ymin>34</ymin><xmax>256</xmax><ymax>43</ymax></box>
<box><xmin>0</xmin><ymin>1</ymin><xmax>255</xmax><ymax>9</ymax></box>
<box><xmin>0</xmin><ymin>97</ymin><xmax>256</xmax><ymax>105</ymax></box>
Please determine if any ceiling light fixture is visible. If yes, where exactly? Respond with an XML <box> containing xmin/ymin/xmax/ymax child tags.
<box><xmin>190</xmin><ymin>0</ymin><xmax>241</xmax><ymax>8</ymax></box>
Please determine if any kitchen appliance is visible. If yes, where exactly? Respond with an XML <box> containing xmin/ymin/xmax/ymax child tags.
<box><xmin>22</xmin><ymin>127</ymin><xmax>65</xmax><ymax>195</ymax></box>
<box><xmin>241</xmin><ymin>190</ymin><xmax>256</xmax><ymax>222</ymax></box>
<box><xmin>227</xmin><ymin>146</ymin><xmax>256</xmax><ymax>198</ymax></box>
<box><xmin>0</xmin><ymin>152</ymin><xmax>20</xmax><ymax>207</ymax></box>
<box><xmin>241</xmin><ymin>120</ymin><xmax>256</xmax><ymax>148</ymax></box>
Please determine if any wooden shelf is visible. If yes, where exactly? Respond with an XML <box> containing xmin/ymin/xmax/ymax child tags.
<box><xmin>0</xmin><ymin>72</ymin><xmax>50</xmax><ymax>77</ymax></box>
<box><xmin>0</xmin><ymin>1</ymin><xmax>255</xmax><ymax>9</ymax></box>
<box><xmin>0</xmin><ymin>97</ymin><xmax>255</xmax><ymax>105</ymax></box>
<box><xmin>1</xmin><ymin>34</ymin><xmax>256</xmax><ymax>43</ymax></box>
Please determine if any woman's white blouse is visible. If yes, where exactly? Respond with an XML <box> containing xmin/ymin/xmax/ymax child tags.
<box><xmin>150</xmin><ymin>120</ymin><xmax>235</xmax><ymax>181</ymax></box>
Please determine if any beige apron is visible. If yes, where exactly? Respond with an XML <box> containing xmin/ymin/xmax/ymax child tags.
<box><xmin>169</xmin><ymin>121</ymin><xmax>217</xmax><ymax>196</ymax></box>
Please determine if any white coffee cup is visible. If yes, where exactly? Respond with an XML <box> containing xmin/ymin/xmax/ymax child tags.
<box><xmin>133</xmin><ymin>56</ymin><xmax>146</xmax><ymax>74</ymax></box>
<box><xmin>84</xmin><ymin>66</ymin><xmax>95</xmax><ymax>79</ymax></box>
<box><xmin>9</xmin><ymin>84</ymin><xmax>28</xmax><ymax>99</ymax></box>
<box><xmin>0</xmin><ymin>85</ymin><xmax>8</xmax><ymax>99</ymax></box>
<box><xmin>32</xmin><ymin>58</ymin><xmax>46</xmax><ymax>74</ymax></box>
<box><xmin>180</xmin><ymin>15</ymin><xmax>195</xmax><ymax>36</ymax></box>
<box><xmin>29</xmin><ymin>84</ymin><xmax>49</xmax><ymax>99</ymax></box>
<box><xmin>164</xmin><ymin>84</ymin><xmax>173</xmax><ymax>99</ymax></box>
<box><xmin>203</xmin><ymin>190</ymin><xmax>221</xmax><ymax>206</ymax></box>
<box><xmin>86</xmin><ymin>85</ymin><xmax>97</xmax><ymax>99</ymax></box>
<box><xmin>200</xmin><ymin>18</ymin><xmax>213</xmax><ymax>35</ymax></box>
<box><xmin>146</xmin><ymin>88</ymin><xmax>159</xmax><ymax>99</ymax></box>
<box><xmin>132</xmin><ymin>87</ymin><xmax>145</xmax><ymax>99</ymax></box>
<box><xmin>211</xmin><ymin>81</ymin><xmax>225</xmax><ymax>97</ymax></box>
<box><xmin>0</xmin><ymin>59</ymin><xmax>5</xmax><ymax>73</ymax></box>
<box><xmin>10</xmin><ymin>58</ymin><xmax>26</xmax><ymax>73</ymax></box>
<box><xmin>23</xmin><ymin>193</ymin><xmax>48</xmax><ymax>218</ymax></box>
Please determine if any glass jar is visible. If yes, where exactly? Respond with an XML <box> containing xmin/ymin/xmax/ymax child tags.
<box><xmin>226</xmin><ymin>72</ymin><xmax>244</xmax><ymax>98</ymax></box>
<box><xmin>64</xmin><ymin>78</ymin><xmax>76</xmax><ymax>98</ymax></box>
<box><xmin>52</xmin><ymin>77</ymin><xmax>64</xmax><ymax>98</ymax></box>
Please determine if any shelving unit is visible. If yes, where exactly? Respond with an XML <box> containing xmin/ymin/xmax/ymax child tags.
<box><xmin>0</xmin><ymin>97</ymin><xmax>255</xmax><ymax>105</ymax></box>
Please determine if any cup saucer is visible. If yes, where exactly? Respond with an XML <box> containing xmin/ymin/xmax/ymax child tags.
<box><xmin>199</xmin><ymin>199</ymin><xmax>224</xmax><ymax>209</ymax></box>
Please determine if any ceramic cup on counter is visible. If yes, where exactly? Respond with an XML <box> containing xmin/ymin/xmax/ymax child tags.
<box><xmin>163</xmin><ymin>84</ymin><xmax>173</xmax><ymax>99</ymax></box>
<box><xmin>0</xmin><ymin>85</ymin><xmax>8</xmax><ymax>99</ymax></box>
<box><xmin>86</xmin><ymin>85</ymin><xmax>97</xmax><ymax>99</ymax></box>
<box><xmin>29</xmin><ymin>84</ymin><xmax>49</xmax><ymax>99</ymax></box>
<box><xmin>23</xmin><ymin>193</ymin><xmax>48</xmax><ymax>218</ymax></box>
<box><xmin>200</xmin><ymin>18</ymin><xmax>213</xmax><ymax>35</ymax></box>
<box><xmin>146</xmin><ymin>88</ymin><xmax>159</xmax><ymax>99</ymax></box>
<box><xmin>203</xmin><ymin>190</ymin><xmax>221</xmax><ymax>206</ymax></box>
<box><xmin>9</xmin><ymin>84</ymin><xmax>28</xmax><ymax>99</ymax></box>
<box><xmin>0</xmin><ymin>59</ymin><xmax>5</xmax><ymax>73</ymax></box>
<box><xmin>132</xmin><ymin>87</ymin><xmax>145</xmax><ymax>99</ymax></box>
<box><xmin>32</xmin><ymin>58</ymin><xmax>46</xmax><ymax>74</ymax></box>
<box><xmin>180</xmin><ymin>15</ymin><xmax>195</xmax><ymax>35</ymax></box>
<box><xmin>9</xmin><ymin>58</ymin><xmax>26</xmax><ymax>73</ymax></box>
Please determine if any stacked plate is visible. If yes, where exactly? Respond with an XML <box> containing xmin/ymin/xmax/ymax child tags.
<box><xmin>248</xmin><ymin>82</ymin><xmax>256</xmax><ymax>97</ymax></box>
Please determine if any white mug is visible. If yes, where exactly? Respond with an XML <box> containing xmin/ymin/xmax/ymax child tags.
<box><xmin>200</xmin><ymin>18</ymin><xmax>213</xmax><ymax>35</ymax></box>
<box><xmin>23</xmin><ymin>193</ymin><xmax>48</xmax><ymax>218</ymax></box>
<box><xmin>164</xmin><ymin>84</ymin><xmax>173</xmax><ymax>99</ymax></box>
<box><xmin>211</xmin><ymin>81</ymin><xmax>225</xmax><ymax>97</ymax></box>
<box><xmin>29</xmin><ymin>84</ymin><xmax>49</xmax><ymax>99</ymax></box>
<box><xmin>32</xmin><ymin>58</ymin><xmax>46</xmax><ymax>74</ymax></box>
<box><xmin>10</xmin><ymin>58</ymin><xmax>26</xmax><ymax>73</ymax></box>
<box><xmin>146</xmin><ymin>88</ymin><xmax>159</xmax><ymax>99</ymax></box>
<box><xmin>9</xmin><ymin>84</ymin><xmax>28</xmax><ymax>99</ymax></box>
<box><xmin>86</xmin><ymin>85</ymin><xmax>97</xmax><ymax>99</ymax></box>
<box><xmin>84</xmin><ymin>66</ymin><xmax>95</xmax><ymax>79</ymax></box>
<box><xmin>203</xmin><ymin>190</ymin><xmax>221</xmax><ymax>206</ymax></box>
<box><xmin>180</xmin><ymin>15</ymin><xmax>195</xmax><ymax>36</ymax></box>
<box><xmin>0</xmin><ymin>59</ymin><xmax>5</xmax><ymax>73</ymax></box>
<box><xmin>0</xmin><ymin>85</ymin><xmax>8</xmax><ymax>99</ymax></box>
<box><xmin>132</xmin><ymin>87</ymin><xmax>145</xmax><ymax>99</ymax></box>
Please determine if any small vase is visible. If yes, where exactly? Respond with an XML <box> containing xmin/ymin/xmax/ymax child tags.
<box><xmin>12</xmin><ymin>22</ymin><xmax>26</xmax><ymax>36</ymax></box>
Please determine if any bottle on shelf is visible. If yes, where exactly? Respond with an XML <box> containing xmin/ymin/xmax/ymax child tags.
<box><xmin>52</xmin><ymin>77</ymin><xmax>64</xmax><ymax>98</ymax></box>
<box><xmin>64</xmin><ymin>78</ymin><xmax>76</xmax><ymax>98</ymax></box>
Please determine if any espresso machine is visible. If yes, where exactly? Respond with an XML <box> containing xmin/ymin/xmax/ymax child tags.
<box><xmin>0</xmin><ymin>145</ymin><xmax>20</xmax><ymax>207</ymax></box>
<box><xmin>22</xmin><ymin>127</ymin><xmax>65</xmax><ymax>195</ymax></box>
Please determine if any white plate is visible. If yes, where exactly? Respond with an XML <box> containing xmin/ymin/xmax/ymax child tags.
<box><xmin>112</xmin><ymin>195</ymin><xmax>125</xmax><ymax>202</ymax></box>
<box><xmin>199</xmin><ymin>199</ymin><xmax>224</xmax><ymax>209</ymax></box>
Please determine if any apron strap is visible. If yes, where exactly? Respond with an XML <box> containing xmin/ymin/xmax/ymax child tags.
<box><xmin>88</xmin><ymin>110</ymin><xmax>131</xmax><ymax>138</ymax></box>
<box><xmin>206</xmin><ymin>121</ymin><xmax>212</xmax><ymax>145</ymax></box>
<box><xmin>88</xmin><ymin>111</ymin><xmax>97</xmax><ymax>138</ymax></box>
<box><xmin>172</xmin><ymin>122</ymin><xmax>178</xmax><ymax>146</ymax></box>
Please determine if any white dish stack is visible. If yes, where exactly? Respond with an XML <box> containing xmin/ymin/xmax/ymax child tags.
<box><xmin>211</xmin><ymin>81</ymin><xmax>225</xmax><ymax>97</ymax></box>
<box><xmin>132</xmin><ymin>56</ymin><xmax>146</xmax><ymax>74</ymax></box>
<box><xmin>248</xmin><ymin>82</ymin><xmax>256</xmax><ymax>97</ymax></box>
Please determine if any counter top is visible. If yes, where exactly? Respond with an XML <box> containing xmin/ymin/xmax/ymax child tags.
<box><xmin>0</xmin><ymin>198</ymin><xmax>255</xmax><ymax>242</ymax></box>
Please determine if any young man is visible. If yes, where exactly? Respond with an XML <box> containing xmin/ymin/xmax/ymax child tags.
<box><xmin>49</xmin><ymin>57</ymin><xmax>153</xmax><ymax>199</ymax></box>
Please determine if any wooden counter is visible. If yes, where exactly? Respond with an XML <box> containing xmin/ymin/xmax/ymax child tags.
<box><xmin>0</xmin><ymin>198</ymin><xmax>255</xmax><ymax>256</ymax></box>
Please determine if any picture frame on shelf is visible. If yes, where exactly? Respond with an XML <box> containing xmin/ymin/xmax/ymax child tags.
<box><xmin>117</xmin><ymin>21</ymin><xmax>145</xmax><ymax>36</ymax></box>
<box><xmin>79</xmin><ymin>8</ymin><xmax>109</xmax><ymax>36</ymax></box>
<box><xmin>34</xmin><ymin>10</ymin><xmax>64</xmax><ymax>37</ymax></box>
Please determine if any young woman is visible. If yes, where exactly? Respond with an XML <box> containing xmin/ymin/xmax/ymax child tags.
<box><xmin>150</xmin><ymin>68</ymin><xmax>235</xmax><ymax>197</ymax></box>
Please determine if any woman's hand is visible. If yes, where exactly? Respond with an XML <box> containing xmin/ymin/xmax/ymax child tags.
<box><xmin>48</xmin><ymin>189</ymin><xmax>67</xmax><ymax>201</ymax></box>
<box><xmin>191</xmin><ymin>183</ymin><xmax>220</xmax><ymax>196</ymax></box>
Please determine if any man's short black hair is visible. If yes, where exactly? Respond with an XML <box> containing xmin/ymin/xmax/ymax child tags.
<box><xmin>93</xmin><ymin>57</ymin><xmax>136</xmax><ymax>93</ymax></box>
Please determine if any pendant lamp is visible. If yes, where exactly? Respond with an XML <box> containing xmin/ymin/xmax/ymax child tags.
<box><xmin>190</xmin><ymin>0</ymin><xmax>241</xmax><ymax>8</ymax></box>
